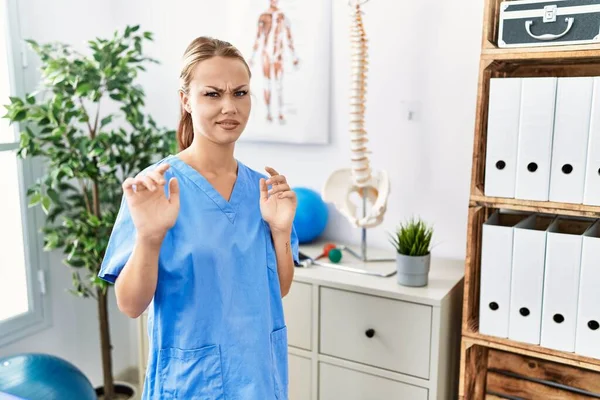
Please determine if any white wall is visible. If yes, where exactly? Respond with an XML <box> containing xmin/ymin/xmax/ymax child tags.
<box><xmin>0</xmin><ymin>0</ymin><xmax>138</xmax><ymax>388</ymax></box>
<box><xmin>115</xmin><ymin>0</ymin><xmax>485</xmax><ymax>259</ymax></box>
<box><xmin>1</xmin><ymin>0</ymin><xmax>484</xmax><ymax>387</ymax></box>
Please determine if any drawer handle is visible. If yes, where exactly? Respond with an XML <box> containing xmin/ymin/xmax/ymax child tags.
<box><xmin>365</xmin><ymin>328</ymin><xmax>375</xmax><ymax>338</ymax></box>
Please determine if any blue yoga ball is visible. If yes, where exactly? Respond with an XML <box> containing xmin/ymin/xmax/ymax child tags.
<box><xmin>0</xmin><ymin>353</ymin><xmax>97</xmax><ymax>400</ymax></box>
<box><xmin>293</xmin><ymin>187</ymin><xmax>328</xmax><ymax>244</ymax></box>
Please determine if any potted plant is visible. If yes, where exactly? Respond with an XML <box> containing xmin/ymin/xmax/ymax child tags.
<box><xmin>390</xmin><ymin>217</ymin><xmax>434</xmax><ymax>287</ymax></box>
<box><xmin>3</xmin><ymin>25</ymin><xmax>175</xmax><ymax>399</ymax></box>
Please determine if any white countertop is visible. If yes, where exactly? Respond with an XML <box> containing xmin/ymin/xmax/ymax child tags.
<box><xmin>294</xmin><ymin>242</ymin><xmax>465</xmax><ymax>307</ymax></box>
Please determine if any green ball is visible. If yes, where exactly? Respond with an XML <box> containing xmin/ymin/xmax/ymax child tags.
<box><xmin>328</xmin><ymin>248</ymin><xmax>342</xmax><ymax>263</ymax></box>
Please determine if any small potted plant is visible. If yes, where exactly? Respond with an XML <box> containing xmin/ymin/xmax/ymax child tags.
<box><xmin>390</xmin><ymin>217</ymin><xmax>434</xmax><ymax>287</ymax></box>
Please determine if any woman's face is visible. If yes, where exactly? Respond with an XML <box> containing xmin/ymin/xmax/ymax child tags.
<box><xmin>180</xmin><ymin>56</ymin><xmax>251</xmax><ymax>145</ymax></box>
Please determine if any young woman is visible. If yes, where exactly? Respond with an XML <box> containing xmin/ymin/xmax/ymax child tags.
<box><xmin>98</xmin><ymin>36</ymin><xmax>299</xmax><ymax>400</ymax></box>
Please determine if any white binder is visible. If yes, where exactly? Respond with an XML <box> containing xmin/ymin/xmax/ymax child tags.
<box><xmin>549</xmin><ymin>77</ymin><xmax>594</xmax><ymax>204</ymax></box>
<box><xmin>541</xmin><ymin>218</ymin><xmax>593</xmax><ymax>352</ymax></box>
<box><xmin>575</xmin><ymin>219</ymin><xmax>600</xmax><ymax>359</ymax></box>
<box><xmin>480</xmin><ymin>211</ymin><xmax>528</xmax><ymax>338</ymax></box>
<box><xmin>583</xmin><ymin>78</ymin><xmax>600</xmax><ymax>206</ymax></box>
<box><xmin>515</xmin><ymin>77</ymin><xmax>557</xmax><ymax>201</ymax></box>
<box><xmin>484</xmin><ymin>78</ymin><xmax>522</xmax><ymax>198</ymax></box>
<box><xmin>508</xmin><ymin>214</ymin><xmax>555</xmax><ymax>345</ymax></box>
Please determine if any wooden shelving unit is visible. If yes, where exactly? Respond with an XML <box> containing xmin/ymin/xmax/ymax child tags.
<box><xmin>459</xmin><ymin>1</ymin><xmax>600</xmax><ymax>399</ymax></box>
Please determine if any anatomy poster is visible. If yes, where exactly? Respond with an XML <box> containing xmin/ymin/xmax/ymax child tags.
<box><xmin>224</xmin><ymin>0</ymin><xmax>331</xmax><ymax>144</ymax></box>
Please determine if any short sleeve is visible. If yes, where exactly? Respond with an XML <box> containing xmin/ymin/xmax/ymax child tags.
<box><xmin>98</xmin><ymin>195</ymin><xmax>136</xmax><ymax>284</ymax></box>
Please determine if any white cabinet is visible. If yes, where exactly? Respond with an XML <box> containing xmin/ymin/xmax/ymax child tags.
<box><xmin>283</xmin><ymin>244</ymin><xmax>464</xmax><ymax>400</ymax></box>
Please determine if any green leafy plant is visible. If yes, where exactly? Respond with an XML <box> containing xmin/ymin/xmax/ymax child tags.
<box><xmin>3</xmin><ymin>25</ymin><xmax>176</xmax><ymax>399</ymax></box>
<box><xmin>390</xmin><ymin>217</ymin><xmax>434</xmax><ymax>257</ymax></box>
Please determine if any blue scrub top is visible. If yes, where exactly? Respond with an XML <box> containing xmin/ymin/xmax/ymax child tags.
<box><xmin>98</xmin><ymin>155</ymin><xmax>299</xmax><ymax>400</ymax></box>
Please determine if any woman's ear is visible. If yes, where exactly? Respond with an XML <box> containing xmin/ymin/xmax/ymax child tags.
<box><xmin>179</xmin><ymin>90</ymin><xmax>191</xmax><ymax>114</ymax></box>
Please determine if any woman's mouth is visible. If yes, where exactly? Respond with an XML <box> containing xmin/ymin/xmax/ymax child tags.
<box><xmin>217</xmin><ymin>120</ymin><xmax>240</xmax><ymax>130</ymax></box>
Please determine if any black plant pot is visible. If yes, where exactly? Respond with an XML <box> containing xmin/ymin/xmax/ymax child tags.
<box><xmin>94</xmin><ymin>381</ymin><xmax>137</xmax><ymax>399</ymax></box>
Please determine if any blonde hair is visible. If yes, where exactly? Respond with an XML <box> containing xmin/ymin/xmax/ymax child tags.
<box><xmin>177</xmin><ymin>37</ymin><xmax>251</xmax><ymax>151</ymax></box>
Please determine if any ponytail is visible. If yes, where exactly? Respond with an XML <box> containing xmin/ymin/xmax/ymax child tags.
<box><xmin>177</xmin><ymin>106</ymin><xmax>194</xmax><ymax>151</ymax></box>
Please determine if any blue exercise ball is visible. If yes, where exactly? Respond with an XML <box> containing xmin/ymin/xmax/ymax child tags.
<box><xmin>0</xmin><ymin>353</ymin><xmax>97</xmax><ymax>400</ymax></box>
<box><xmin>293</xmin><ymin>187</ymin><xmax>328</xmax><ymax>243</ymax></box>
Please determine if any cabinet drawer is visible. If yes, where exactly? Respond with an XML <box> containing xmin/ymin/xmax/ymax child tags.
<box><xmin>319</xmin><ymin>362</ymin><xmax>428</xmax><ymax>400</ymax></box>
<box><xmin>319</xmin><ymin>287</ymin><xmax>432</xmax><ymax>379</ymax></box>
<box><xmin>289</xmin><ymin>353</ymin><xmax>312</xmax><ymax>400</ymax></box>
<box><xmin>283</xmin><ymin>281</ymin><xmax>312</xmax><ymax>350</ymax></box>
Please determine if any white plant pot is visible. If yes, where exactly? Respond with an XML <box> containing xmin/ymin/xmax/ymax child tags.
<box><xmin>396</xmin><ymin>253</ymin><xmax>431</xmax><ymax>287</ymax></box>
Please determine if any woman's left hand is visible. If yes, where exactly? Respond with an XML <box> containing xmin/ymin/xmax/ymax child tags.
<box><xmin>260</xmin><ymin>167</ymin><xmax>297</xmax><ymax>235</ymax></box>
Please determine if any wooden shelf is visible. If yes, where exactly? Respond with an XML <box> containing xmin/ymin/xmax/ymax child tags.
<box><xmin>469</xmin><ymin>194</ymin><xmax>600</xmax><ymax>218</ymax></box>
<box><xmin>482</xmin><ymin>42</ymin><xmax>600</xmax><ymax>62</ymax></box>
<box><xmin>462</xmin><ymin>333</ymin><xmax>600</xmax><ymax>373</ymax></box>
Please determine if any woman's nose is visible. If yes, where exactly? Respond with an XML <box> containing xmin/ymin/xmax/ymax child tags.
<box><xmin>221</xmin><ymin>96</ymin><xmax>238</xmax><ymax>114</ymax></box>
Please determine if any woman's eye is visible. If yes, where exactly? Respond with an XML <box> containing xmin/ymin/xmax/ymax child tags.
<box><xmin>205</xmin><ymin>92</ymin><xmax>219</xmax><ymax>98</ymax></box>
<box><xmin>235</xmin><ymin>90</ymin><xmax>248</xmax><ymax>97</ymax></box>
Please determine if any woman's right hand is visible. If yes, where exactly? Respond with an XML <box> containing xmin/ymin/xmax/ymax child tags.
<box><xmin>122</xmin><ymin>163</ymin><xmax>180</xmax><ymax>242</ymax></box>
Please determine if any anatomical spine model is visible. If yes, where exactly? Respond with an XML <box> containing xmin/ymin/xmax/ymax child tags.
<box><xmin>323</xmin><ymin>0</ymin><xmax>390</xmax><ymax>230</ymax></box>
<box><xmin>349</xmin><ymin>1</ymin><xmax>371</xmax><ymax>187</ymax></box>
